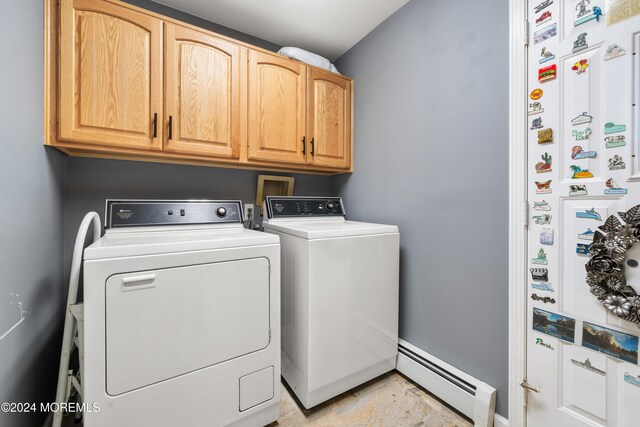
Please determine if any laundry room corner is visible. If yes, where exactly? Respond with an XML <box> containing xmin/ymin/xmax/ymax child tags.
<box><xmin>4</xmin><ymin>0</ymin><xmax>600</xmax><ymax>424</ymax></box>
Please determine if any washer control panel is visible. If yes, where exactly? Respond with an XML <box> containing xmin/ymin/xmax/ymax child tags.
<box><xmin>265</xmin><ymin>196</ymin><xmax>345</xmax><ymax>218</ymax></box>
<box><xmin>105</xmin><ymin>200</ymin><xmax>243</xmax><ymax>228</ymax></box>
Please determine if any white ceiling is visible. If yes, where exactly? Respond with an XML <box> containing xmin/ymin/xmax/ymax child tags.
<box><xmin>151</xmin><ymin>0</ymin><xmax>409</xmax><ymax>61</ymax></box>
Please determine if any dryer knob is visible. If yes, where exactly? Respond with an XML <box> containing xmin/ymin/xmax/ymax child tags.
<box><xmin>325</xmin><ymin>202</ymin><xmax>335</xmax><ymax>211</ymax></box>
<box><xmin>216</xmin><ymin>207</ymin><xmax>227</xmax><ymax>217</ymax></box>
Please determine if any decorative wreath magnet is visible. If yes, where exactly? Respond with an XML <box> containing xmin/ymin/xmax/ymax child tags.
<box><xmin>585</xmin><ymin>205</ymin><xmax>640</xmax><ymax>326</ymax></box>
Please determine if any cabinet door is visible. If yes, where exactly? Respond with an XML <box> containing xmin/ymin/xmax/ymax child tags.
<box><xmin>307</xmin><ymin>68</ymin><xmax>352</xmax><ymax>169</ymax></box>
<box><xmin>248</xmin><ymin>51</ymin><xmax>307</xmax><ymax>164</ymax></box>
<box><xmin>59</xmin><ymin>0</ymin><xmax>163</xmax><ymax>150</ymax></box>
<box><xmin>164</xmin><ymin>24</ymin><xmax>241</xmax><ymax>158</ymax></box>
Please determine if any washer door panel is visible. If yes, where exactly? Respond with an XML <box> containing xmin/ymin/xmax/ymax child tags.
<box><xmin>105</xmin><ymin>257</ymin><xmax>270</xmax><ymax>395</ymax></box>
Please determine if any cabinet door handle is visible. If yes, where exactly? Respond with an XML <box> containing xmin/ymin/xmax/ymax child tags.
<box><xmin>168</xmin><ymin>115</ymin><xmax>173</xmax><ymax>140</ymax></box>
<box><xmin>121</xmin><ymin>274</ymin><xmax>156</xmax><ymax>291</ymax></box>
<box><xmin>310</xmin><ymin>137</ymin><xmax>315</xmax><ymax>156</ymax></box>
<box><xmin>153</xmin><ymin>113</ymin><xmax>157</xmax><ymax>138</ymax></box>
<box><xmin>302</xmin><ymin>136</ymin><xmax>306</xmax><ymax>154</ymax></box>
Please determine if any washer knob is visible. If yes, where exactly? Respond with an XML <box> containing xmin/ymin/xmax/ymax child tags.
<box><xmin>325</xmin><ymin>201</ymin><xmax>335</xmax><ymax>211</ymax></box>
<box><xmin>216</xmin><ymin>207</ymin><xmax>227</xmax><ymax>217</ymax></box>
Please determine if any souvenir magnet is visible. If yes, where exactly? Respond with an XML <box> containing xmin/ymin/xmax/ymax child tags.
<box><xmin>540</xmin><ymin>227</ymin><xmax>554</xmax><ymax>245</ymax></box>
<box><xmin>604</xmin><ymin>122</ymin><xmax>626</xmax><ymax>134</ymax></box>
<box><xmin>538</xmin><ymin>64</ymin><xmax>557</xmax><ymax>82</ymax></box>
<box><xmin>531</xmin><ymin>117</ymin><xmax>544</xmax><ymax>129</ymax></box>
<box><xmin>608</xmin><ymin>155</ymin><xmax>625</xmax><ymax>170</ymax></box>
<box><xmin>572</xmin><ymin>32</ymin><xmax>589</xmax><ymax>52</ymax></box>
<box><xmin>531</xmin><ymin>248</ymin><xmax>549</xmax><ymax>265</ymax></box>
<box><xmin>572</xmin><ymin>59</ymin><xmax>589</xmax><ymax>74</ymax></box>
<box><xmin>572</xmin><ymin>112</ymin><xmax>592</xmax><ymax>126</ymax></box>
<box><xmin>575</xmin><ymin>1</ymin><xmax>591</xmax><ymax>19</ymax></box>
<box><xmin>578</xmin><ymin>228</ymin><xmax>595</xmax><ymax>240</ymax></box>
<box><xmin>531</xmin><ymin>293</ymin><xmax>556</xmax><ymax>304</ymax></box>
<box><xmin>576</xmin><ymin>208</ymin><xmax>602</xmax><ymax>220</ymax></box>
<box><xmin>533</xmin><ymin>200</ymin><xmax>551</xmax><ymax>211</ymax></box>
<box><xmin>571</xmin><ymin>358</ymin><xmax>605</xmax><ymax>376</ymax></box>
<box><xmin>574</xmin><ymin>2</ymin><xmax>603</xmax><ymax>26</ymax></box>
<box><xmin>536</xmin><ymin>10</ymin><xmax>552</xmax><ymax>26</ymax></box>
<box><xmin>533</xmin><ymin>308</ymin><xmax>576</xmax><ymax>343</ymax></box>
<box><xmin>534</xmin><ymin>23</ymin><xmax>557</xmax><ymax>45</ymax></box>
<box><xmin>539</xmin><ymin>47</ymin><xmax>555</xmax><ymax>63</ymax></box>
<box><xmin>571</xmin><ymin>145</ymin><xmax>596</xmax><ymax>159</ymax></box>
<box><xmin>582</xmin><ymin>322</ymin><xmax>638</xmax><ymax>364</ymax></box>
<box><xmin>605</xmin><ymin>135</ymin><xmax>626</xmax><ymax>148</ymax></box>
<box><xmin>624</xmin><ymin>372</ymin><xmax>640</xmax><ymax>388</ymax></box>
<box><xmin>532</xmin><ymin>282</ymin><xmax>555</xmax><ymax>292</ymax></box>
<box><xmin>529</xmin><ymin>102</ymin><xmax>544</xmax><ymax>115</ymax></box>
<box><xmin>536</xmin><ymin>337</ymin><xmax>554</xmax><ymax>350</ymax></box>
<box><xmin>569</xmin><ymin>185</ymin><xmax>588</xmax><ymax>196</ymax></box>
<box><xmin>535</xmin><ymin>180</ymin><xmax>552</xmax><ymax>194</ymax></box>
<box><xmin>530</xmin><ymin>88</ymin><xmax>544</xmax><ymax>100</ymax></box>
<box><xmin>570</xmin><ymin>165</ymin><xmax>593</xmax><ymax>178</ymax></box>
<box><xmin>572</xmin><ymin>128</ymin><xmax>592</xmax><ymax>140</ymax></box>
<box><xmin>536</xmin><ymin>153</ymin><xmax>552</xmax><ymax>173</ymax></box>
<box><xmin>604</xmin><ymin>44</ymin><xmax>626</xmax><ymax>60</ymax></box>
<box><xmin>531</xmin><ymin>267</ymin><xmax>549</xmax><ymax>281</ymax></box>
<box><xmin>533</xmin><ymin>214</ymin><xmax>552</xmax><ymax>225</ymax></box>
<box><xmin>576</xmin><ymin>243</ymin><xmax>591</xmax><ymax>255</ymax></box>
<box><xmin>538</xmin><ymin>128</ymin><xmax>553</xmax><ymax>143</ymax></box>
<box><xmin>604</xmin><ymin>178</ymin><xmax>627</xmax><ymax>195</ymax></box>
<box><xmin>534</xmin><ymin>0</ymin><xmax>553</xmax><ymax>14</ymax></box>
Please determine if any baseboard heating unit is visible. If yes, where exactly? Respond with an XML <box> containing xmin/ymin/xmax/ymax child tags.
<box><xmin>396</xmin><ymin>339</ymin><xmax>499</xmax><ymax>427</ymax></box>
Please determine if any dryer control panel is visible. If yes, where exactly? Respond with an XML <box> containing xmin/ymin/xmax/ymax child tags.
<box><xmin>105</xmin><ymin>200</ymin><xmax>243</xmax><ymax>228</ymax></box>
<box><xmin>265</xmin><ymin>196</ymin><xmax>345</xmax><ymax>218</ymax></box>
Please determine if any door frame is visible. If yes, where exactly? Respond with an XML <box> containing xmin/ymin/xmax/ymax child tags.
<box><xmin>508</xmin><ymin>0</ymin><xmax>528</xmax><ymax>425</ymax></box>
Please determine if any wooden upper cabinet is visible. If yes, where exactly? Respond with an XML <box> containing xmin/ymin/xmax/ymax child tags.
<box><xmin>164</xmin><ymin>24</ymin><xmax>241</xmax><ymax>158</ymax></box>
<box><xmin>49</xmin><ymin>0</ymin><xmax>353</xmax><ymax>173</ymax></box>
<box><xmin>248</xmin><ymin>50</ymin><xmax>307</xmax><ymax>165</ymax></box>
<box><xmin>307</xmin><ymin>68</ymin><xmax>352</xmax><ymax>169</ymax></box>
<box><xmin>58</xmin><ymin>0</ymin><xmax>163</xmax><ymax>150</ymax></box>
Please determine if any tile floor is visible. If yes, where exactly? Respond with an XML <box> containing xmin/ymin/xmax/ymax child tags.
<box><xmin>61</xmin><ymin>371</ymin><xmax>471</xmax><ymax>427</ymax></box>
<box><xmin>270</xmin><ymin>371</ymin><xmax>472</xmax><ymax>427</ymax></box>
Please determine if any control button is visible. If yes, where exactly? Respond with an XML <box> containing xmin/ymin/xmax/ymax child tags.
<box><xmin>168</xmin><ymin>210</ymin><xmax>173</xmax><ymax>215</ymax></box>
<box><xmin>180</xmin><ymin>209</ymin><xmax>185</xmax><ymax>216</ymax></box>
<box><xmin>325</xmin><ymin>201</ymin><xmax>336</xmax><ymax>211</ymax></box>
<box><xmin>216</xmin><ymin>207</ymin><xmax>227</xmax><ymax>217</ymax></box>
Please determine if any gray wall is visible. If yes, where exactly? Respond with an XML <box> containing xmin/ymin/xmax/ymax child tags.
<box><xmin>0</xmin><ymin>1</ymin><xmax>66</xmax><ymax>426</ymax></box>
<box><xmin>333</xmin><ymin>0</ymin><xmax>509</xmax><ymax>416</ymax></box>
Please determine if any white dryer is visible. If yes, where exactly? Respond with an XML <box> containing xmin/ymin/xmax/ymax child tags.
<box><xmin>262</xmin><ymin>196</ymin><xmax>399</xmax><ymax>409</ymax></box>
<box><xmin>82</xmin><ymin>200</ymin><xmax>280</xmax><ymax>427</ymax></box>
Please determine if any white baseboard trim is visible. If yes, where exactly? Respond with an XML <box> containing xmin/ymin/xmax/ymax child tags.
<box><xmin>396</xmin><ymin>339</ymin><xmax>498</xmax><ymax>427</ymax></box>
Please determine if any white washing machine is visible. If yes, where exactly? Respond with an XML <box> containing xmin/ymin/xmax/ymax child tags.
<box><xmin>262</xmin><ymin>196</ymin><xmax>399</xmax><ymax>409</ymax></box>
<box><xmin>83</xmin><ymin>200</ymin><xmax>280</xmax><ymax>427</ymax></box>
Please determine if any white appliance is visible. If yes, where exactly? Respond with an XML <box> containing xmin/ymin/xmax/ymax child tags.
<box><xmin>262</xmin><ymin>196</ymin><xmax>399</xmax><ymax>409</ymax></box>
<box><xmin>82</xmin><ymin>200</ymin><xmax>280</xmax><ymax>427</ymax></box>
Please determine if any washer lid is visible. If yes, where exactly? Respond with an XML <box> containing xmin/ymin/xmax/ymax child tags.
<box><xmin>263</xmin><ymin>219</ymin><xmax>398</xmax><ymax>239</ymax></box>
<box><xmin>84</xmin><ymin>227</ymin><xmax>279</xmax><ymax>260</ymax></box>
